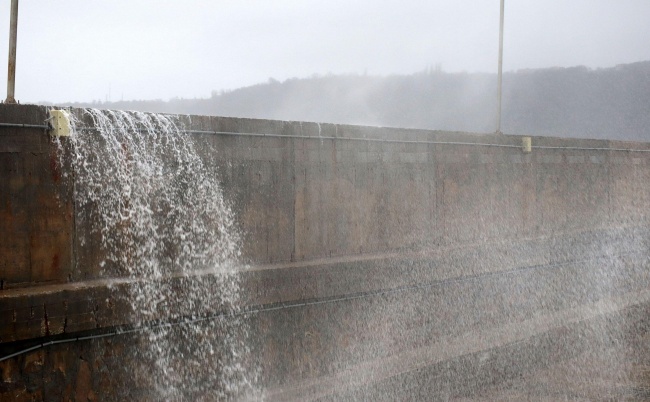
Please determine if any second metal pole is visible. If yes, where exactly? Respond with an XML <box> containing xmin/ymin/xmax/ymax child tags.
<box><xmin>6</xmin><ymin>0</ymin><xmax>19</xmax><ymax>104</ymax></box>
<box><xmin>496</xmin><ymin>0</ymin><xmax>504</xmax><ymax>133</ymax></box>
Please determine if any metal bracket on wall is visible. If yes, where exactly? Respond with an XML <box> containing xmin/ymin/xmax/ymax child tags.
<box><xmin>50</xmin><ymin>110</ymin><xmax>71</xmax><ymax>137</ymax></box>
<box><xmin>522</xmin><ymin>137</ymin><xmax>532</xmax><ymax>153</ymax></box>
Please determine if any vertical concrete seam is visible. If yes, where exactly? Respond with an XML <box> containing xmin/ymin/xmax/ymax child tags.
<box><xmin>606</xmin><ymin>143</ymin><xmax>612</xmax><ymax>225</ymax></box>
<box><xmin>291</xmin><ymin>122</ymin><xmax>297</xmax><ymax>262</ymax></box>
<box><xmin>72</xmin><ymin>161</ymin><xmax>77</xmax><ymax>282</ymax></box>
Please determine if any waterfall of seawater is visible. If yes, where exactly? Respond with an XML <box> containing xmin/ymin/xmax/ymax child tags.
<box><xmin>55</xmin><ymin>109</ymin><xmax>258</xmax><ymax>400</ymax></box>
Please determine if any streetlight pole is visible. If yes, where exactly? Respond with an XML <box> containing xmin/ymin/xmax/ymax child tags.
<box><xmin>496</xmin><ymin>0</ymin><xmax>504</xmax><ymax>134</ymax></box>
<box><xmin>6</xmin><ymin>0</ymin><xmax>19</xmax><ymax>104</ymax></box>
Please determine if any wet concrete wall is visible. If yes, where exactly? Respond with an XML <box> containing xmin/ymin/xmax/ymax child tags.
<box><xmin>2</xmin><ymin>105</ymin><xmax>650</xmax><ymax>288</ymax></box>
<box><xmin>0</xmin><ymin>106</ymin><xmax>73</xmax><ymax>288</ymax></box>
<box><xmin>1</xmin><ymin>104</ymin><xmax>650</xmax><ymax>399</ymax></box>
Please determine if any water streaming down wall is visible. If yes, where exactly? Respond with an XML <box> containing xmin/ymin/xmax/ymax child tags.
<box><xmin>58</xmin><ymin>109</ymin><xmax>258</xmax><ymax>399</ymax></box>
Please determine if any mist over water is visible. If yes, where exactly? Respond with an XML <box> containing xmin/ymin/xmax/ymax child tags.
<box><xmin>54</xmin><ymin>109</ymin><xmax>259</xmax><ymax>399</ymax></box>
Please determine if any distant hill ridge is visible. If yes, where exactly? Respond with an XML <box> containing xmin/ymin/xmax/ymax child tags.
<box><xmin>61</xmin><ymin>61</ymin><xmax>650</xmax><ymax>141</ymax></box>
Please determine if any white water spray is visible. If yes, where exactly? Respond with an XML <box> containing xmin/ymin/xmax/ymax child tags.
<box><xmin>55</xmin><ymin>108</ymin><xmax>258</xmax><ymax>399</ymax></box>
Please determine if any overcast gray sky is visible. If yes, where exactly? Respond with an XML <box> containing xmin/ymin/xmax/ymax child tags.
<box><xmin>2</xmin><ymin>1</ymin><xmax>649</xmax><ymax>103</ymax></box>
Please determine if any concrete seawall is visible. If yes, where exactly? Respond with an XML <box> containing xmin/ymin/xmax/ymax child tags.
<box><xmin>1</xmin><ymin>104</ymin><xmax>649</xmax><ymax>399</ymax></box>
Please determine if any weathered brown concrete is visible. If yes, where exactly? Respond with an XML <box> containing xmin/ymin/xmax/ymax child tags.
<box><xmin>3</xmin><ymin>105</ymin><xmax>650</xmax><ymax>287</ymax></box>
<box><xmin>1</xmin><ymin>104</ymin><xmax>650</xmax><ymax>399</ymax></box>
<box><xmin>0</xmin><ymin>105</ymin><xmax>73</xmax><ymax>289</ymax></box>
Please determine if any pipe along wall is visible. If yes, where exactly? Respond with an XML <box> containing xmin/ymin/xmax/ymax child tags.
<box><xmin>1</xmin><ymin>104</ymin><xmax>650</xmax><ymax>400</ymax></box>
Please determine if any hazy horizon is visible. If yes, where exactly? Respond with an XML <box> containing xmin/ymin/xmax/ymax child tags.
<box><xmin>42</xmin><ymin>60</ymin><xmax>648</xmax><ymax>105</ymax></box>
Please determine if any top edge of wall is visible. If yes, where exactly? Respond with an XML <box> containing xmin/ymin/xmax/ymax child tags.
<box><xmin>2</xmin><ymin>104</ymin><xmax>649</xmax><ymax>148</ymax></box>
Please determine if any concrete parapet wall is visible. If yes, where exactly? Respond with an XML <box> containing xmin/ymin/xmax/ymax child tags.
<box><xmin>1</xmin><ymin>104</ymin><xmax>650</xmax><ymax>399</ymax></box>
<box><xmin>2</xmin><ymin>105</ymin><xmax>650</xmax><ymax>287</ymax></box>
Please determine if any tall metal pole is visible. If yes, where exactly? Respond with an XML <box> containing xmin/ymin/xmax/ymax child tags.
<box><xmin>6</xmin><ymin>0</ymin><xmax>18</xmax><ymax>104</ymax></box>
<box><xmin>496</xmin><ymin>0</ymin><xmax>504</xmax><ymax>133</ymax></box>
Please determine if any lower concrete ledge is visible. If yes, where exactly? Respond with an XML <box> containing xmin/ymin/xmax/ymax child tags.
<box><xmin>2</xmin><ymin>225</ymin><xmax>647</xmax><ymax>344</ymax></box>
<box><xmin>265</xmin><ymin>289</ymin><xmax>650</xmax><ymax>401</ymax></box>
<box><xmin>0</xmin><ymin>249</ymin><xmax>648</xmax><ymax>399</ymax></box>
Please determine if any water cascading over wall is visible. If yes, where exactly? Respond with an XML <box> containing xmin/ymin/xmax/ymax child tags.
<box><xmin>2</xmin><ymin>106</ymin><xmax>260</xmax><ymax>400</ymax></box>
<box><xmin>60</xmin><ymin>109</ymin><xmax>258</xmax><ymax>399</ymax></box>
<box><xmin>1</xmin><ymin>104</ymin><xmax>650</xmax><ymax>400</ymax></box>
